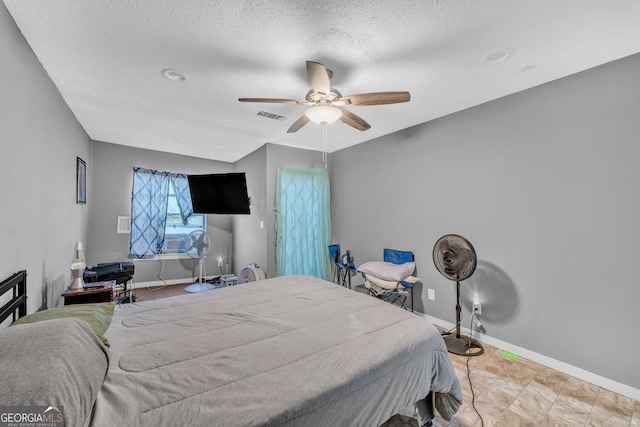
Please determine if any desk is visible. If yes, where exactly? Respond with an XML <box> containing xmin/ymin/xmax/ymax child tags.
<box><xmin>62</xmin><ymin>280</ymin><xmax>115</xmax><ymax>305</ymax></box>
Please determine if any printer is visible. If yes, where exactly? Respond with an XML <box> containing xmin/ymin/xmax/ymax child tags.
<box><xmin>84</xmin><ymin>261</ymin><xmax>134</xmax><ymax>285</ymax></box>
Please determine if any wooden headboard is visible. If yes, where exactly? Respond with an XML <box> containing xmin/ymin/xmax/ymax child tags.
<box><xmin>0</xmin><ymin>270</ymin><xmax>27</xmax><ymax>324</ymax></box>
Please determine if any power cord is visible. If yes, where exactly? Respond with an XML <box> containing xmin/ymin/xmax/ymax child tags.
<box><xmin>146</xmin><ymin>258</ymin><xmax>168</xmax><ymax>291</ymax></box>
<box><xmin>468</xmin><ymin>310</ymin><xmax>484</xmax><ymax>427</ymax></box>
<box><xmin>440</xmin><ymin>311</ymin><xmax>463</xmax><ymax>337</ymax></box>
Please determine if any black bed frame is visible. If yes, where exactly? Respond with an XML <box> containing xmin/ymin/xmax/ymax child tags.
<box><xmin>0</xmin><ymin>270</ymin><xmax>27</xmax><ymax>324</ymax></box>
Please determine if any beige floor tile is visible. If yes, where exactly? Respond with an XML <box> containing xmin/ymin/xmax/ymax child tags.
<box><xmin>632</xmin><ymin>402</ymin><xmax>640</xmax><ymax>427</ymax></box>
<box><xmin>502</xmin><ymin>362</ymin><xmax>541</xmax><ymax>386</ymax></box>
<box><xmin>493</xmin><ymin>409</ymin><xmax>539</xmax><ymax>427</ymax></box>
<box><xmin>525</xmin><ymin>376</ymin><xmax>559</xmax><ymax>403</ymax></box>
<box><xmin>509</xmin><ymin>385</ymin><xmax>554</xmax><ymax>424</ymax></box>
<box><xmin>540</xmin><ymin>413</ymin><xmax>583</xmax><ymax>427</ymax></box>
<box><xmin>489</xmin><ymin>376</ymin><xmax>526</xmax><ymax>399</ymax></box>
<box><xmin>458</xmin><ymin>383</ymin><xmax>474</xmax><ymax>406</ymax></box>
<box><xmin>516</xmin><ymin>357</ymin><xmax>545</xmax><ymax>372</ymax></box>
<box><xmin>449</xmin><ymin>354</ymin><xmax>471</xmax><ymax>371</ymax></box>
<box><xmin>475</xmin><ymin>384</ymin><xmax>518</xmax><ymax>421</ymax></box>
<box><xmin>449</xmin><ymin>405</ymin><xmax>483</xmax><ymax>427</ymax></box>
<box><xmin>465</xmin><ymin>369</ymin><xmax>496</xmax><ymax>396</ymax></box>
<box><xmin>546</xmin><ymin>395</ymin><xmax>592</xmax><ymax>426</ymax></box>
<box><xmin>586</xmin><ymin>404</ymin><xmax>632</xmax><ymax>427</ymax></box>
<box><xmin>475</xmin><ymin>351</ymin><xmax>514</xmax><ymax>375</ymax></box>
<box><xmin>560</xmin><ymin>376</ymin><xmax>600</xmax><ymax>406</ymax></box>
<box><xmin>593</xmin><ymin>388</ymin><xmax>634</xmax><ymax>419</ymax></box>
<box><xmin>534</xmin><ymin>367</ymin><xmax>570</xmax><ymax>394</ymax></box>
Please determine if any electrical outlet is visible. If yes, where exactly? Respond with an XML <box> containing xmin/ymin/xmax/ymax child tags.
<box><xmin>427</xmin><ymin>288</ymin><xmax>435</xmax><ymax>301</ymax></box>
<box><xmin>473</xmin><ymin>300</ymin><xmax>482</xmax><ymax>315</ymax></box>
<box><xmin>217</xmin><ymin>256</ymin><xmax>223</xmax><ymax>267</ymax></box>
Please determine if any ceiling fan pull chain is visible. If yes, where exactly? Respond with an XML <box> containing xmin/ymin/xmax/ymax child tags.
<box><xmin>322</xmin><ymin>122</ymin><xmax>328</xmax><ymax>169</ymax></box>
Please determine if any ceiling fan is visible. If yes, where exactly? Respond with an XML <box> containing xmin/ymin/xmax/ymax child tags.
<box><xmin>239</xmin><ymin>61</ymin><xmax>410</xmax><ymax>133</ymax></box>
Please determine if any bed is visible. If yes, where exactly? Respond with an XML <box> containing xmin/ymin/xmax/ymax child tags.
<box><xmin>0</xmin><ymin>272</ymin><xmax>462</xmax><ymax>427</ymax></box>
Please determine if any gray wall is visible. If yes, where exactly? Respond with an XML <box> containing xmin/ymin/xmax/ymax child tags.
<box><xmin>233</xmin><ymin>145</ymin><xmax>268</xmax><ymax>273</ymax></box>
<box><xmin>233</xmin><ymin>143</ymin><xmax>326</xmax><ymax>278</ymax></box>
<box><xmin>90</xmin><ymin>140</ymin><xmax>324</xmax><ymax>285</ymax></box>
<box><xmin>0</xmin><ymin>2</ymin><xmax>91</xmax><ymax>313</ymax></box>
<box><xmin>87</xmin><ymin>141</ymin><xmax>234</xmax><ymax>284</ymax></box>
<box><xmin>330</xmin><ymin>53</ymin><xmax>640</xmax><ymax>390</ymax></box>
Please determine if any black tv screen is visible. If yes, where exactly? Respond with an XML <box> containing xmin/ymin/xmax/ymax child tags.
<box><xmin>188</xmin><ymin>173</ymin><xmax>250</xmax><ymax>214</ymax></box>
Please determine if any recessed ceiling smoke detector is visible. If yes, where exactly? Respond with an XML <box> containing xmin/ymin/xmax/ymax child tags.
<box><xmin>482</xmin><ymin>49</ymin><xmax>515</xmax><ymax>65</ymax></box>
<box><xmin>161</xmin><ymin>69</ymin><xmax>188</xmax><ymax>82</ymax></box>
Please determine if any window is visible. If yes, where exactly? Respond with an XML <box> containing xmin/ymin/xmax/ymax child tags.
<box><xmin>162</xmin><ymin>184</ymin><xmax>206</xmax><ymax>254</ymax></box>
<box><xmin>129</xmin><ymin>167</ymin><xmax>201</xmax><ymax>259</ymax></box>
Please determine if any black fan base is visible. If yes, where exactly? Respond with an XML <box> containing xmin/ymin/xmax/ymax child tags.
<box><xmin>443</xmin><ymin>334</ymin><xmax>484</xmax><ymax>357</ymax></box>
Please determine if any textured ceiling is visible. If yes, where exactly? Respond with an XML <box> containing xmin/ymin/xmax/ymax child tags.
<box><xmin>4</xmin><ymin>0</ymin><xmax>640</xmax><ymax>163</ymax></box>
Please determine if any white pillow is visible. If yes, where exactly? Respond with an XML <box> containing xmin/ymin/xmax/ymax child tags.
<box><xmin>364</xmin><ymin>273</ymin><xmax>399</xmax><ymax>290</ymax></box>
<box><xmin>357</xmin><ymin>261</ymin><xmax>416</xmax><ymax>282</ymax></box>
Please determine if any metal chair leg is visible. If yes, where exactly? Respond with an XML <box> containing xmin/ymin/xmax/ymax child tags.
<box><xmin>410</xmin><ymin>287</ymin><xmax>413</xmax><ymax>312</ymax></box>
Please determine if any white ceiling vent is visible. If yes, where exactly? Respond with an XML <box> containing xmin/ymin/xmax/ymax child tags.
<box><xmin>257</xmin><ymin>111</ymin><xmax>287</xmax><ymax>121</ymax></box>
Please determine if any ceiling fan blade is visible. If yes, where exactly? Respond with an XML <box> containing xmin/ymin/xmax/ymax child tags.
<box><xmin>338</xmin><ymin>108</ymin><xmax>371</xmax><ymax>131</ymax></box>
<box><xmin>343</xmin><ymin>91</ymin><xmax>411</xmax><ymax>106</ymax></box>
<box><xmin>306</xmin><ymin>61</ymin><xmax>331</xmax><ymax>96</ymax></box>
<box><xmin>238</xmin><ymin>97</ymin><xmax>304</xmax><ymax>104</ymax></box>
<box><xmin>287</xmin><ymin>115</ymin><xmax>310</xmax><ymax>133</ymax></box>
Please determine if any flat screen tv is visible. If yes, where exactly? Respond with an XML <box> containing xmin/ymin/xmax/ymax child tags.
<box><xmin>187</xmin><ymin>172</ymin><xmax>250</xmax><ymax>214</ymax></box>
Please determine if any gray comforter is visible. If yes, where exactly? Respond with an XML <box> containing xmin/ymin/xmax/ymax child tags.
<box><xmin>89</xmin><ymin>275</ymin><xmax>461</xmax><ymax>426</ymax></box>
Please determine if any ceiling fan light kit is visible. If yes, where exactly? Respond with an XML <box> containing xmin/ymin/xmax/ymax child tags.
<box><xmin>304</xmin><ymin>105</ymin><xmax>343</xmax><ymax>124</ymax></box>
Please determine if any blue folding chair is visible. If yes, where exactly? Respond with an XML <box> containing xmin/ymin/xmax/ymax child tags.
<box><xmin>362</xmin><ymin>249</ymin><xmax>416</xmax><ymax>312</ymax></box>
<box><xmin>328</xmin><ymin>244</ymin><xmax>356</xmax><ymax>289</ymax></box>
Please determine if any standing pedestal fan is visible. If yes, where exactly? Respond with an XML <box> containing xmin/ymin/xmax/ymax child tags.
<box><xmin>433</xmin><ymin>234</ymin><xmax>484</xmax><ymax>356</ymax></box>
<box><xmin>184</xmin><ymin>230</ymin><xmax>215</xmax><ymax>293</ymax></box>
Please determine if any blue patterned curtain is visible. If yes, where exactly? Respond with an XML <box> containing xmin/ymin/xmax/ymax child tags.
<box><xmin>170</xmin><ymin>173</ymin><xmax>193</xmax><ymax>225</ymax></box>
<box><xmin>129</xmin><ymin>168</ymin><xmax>194</xmax><ymax>258</ymax></box>
<box><xmin>275</xmin><ymin>168</ymin><xmax>332</xmax><ymax>280</ymax></box>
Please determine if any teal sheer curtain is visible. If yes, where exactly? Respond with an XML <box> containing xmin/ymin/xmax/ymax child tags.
<box><xmin>275</xmin><ymin>168</ymin><xmax>332</xmax><ymax>280</ymax></box>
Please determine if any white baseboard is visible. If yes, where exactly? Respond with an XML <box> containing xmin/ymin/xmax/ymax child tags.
<box><xmin>413</xmin><ymin>311</ymin><xmax>640</xmax><ymax>401</ymax></box>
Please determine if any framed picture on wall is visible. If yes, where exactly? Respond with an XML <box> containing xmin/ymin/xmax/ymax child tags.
<box><xmin>76</xmin><ymin>157</ymin><xmax>86</xmax><ymax>204</ymax></box>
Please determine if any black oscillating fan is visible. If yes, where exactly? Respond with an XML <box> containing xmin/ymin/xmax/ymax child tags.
<box><xmin>433</xmin><ymin>234</ymin><xmax>484</xmax><ymax>356</ymax></box>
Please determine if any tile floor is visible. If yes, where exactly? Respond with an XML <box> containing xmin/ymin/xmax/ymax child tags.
<box><xmin>383</xmin><ymin>342</ymin><xmax>640</xmax><ymax>426</ymax></box>
<box><xmin>133</xmin><ymin>285</ymin><xmax>639</xmax><ymax>426</ymax></box>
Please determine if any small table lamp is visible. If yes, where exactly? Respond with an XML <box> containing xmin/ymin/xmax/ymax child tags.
<box><xmin>70</xmin><ymin>241</ymin><xmax>86</xmax><ymax>290</ymax></box>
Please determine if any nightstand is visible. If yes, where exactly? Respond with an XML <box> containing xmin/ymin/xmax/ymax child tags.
<box><xmin>62</xmin><ymin>280</ymin><xmax>115</xmax><ymax>305</ymax></box>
